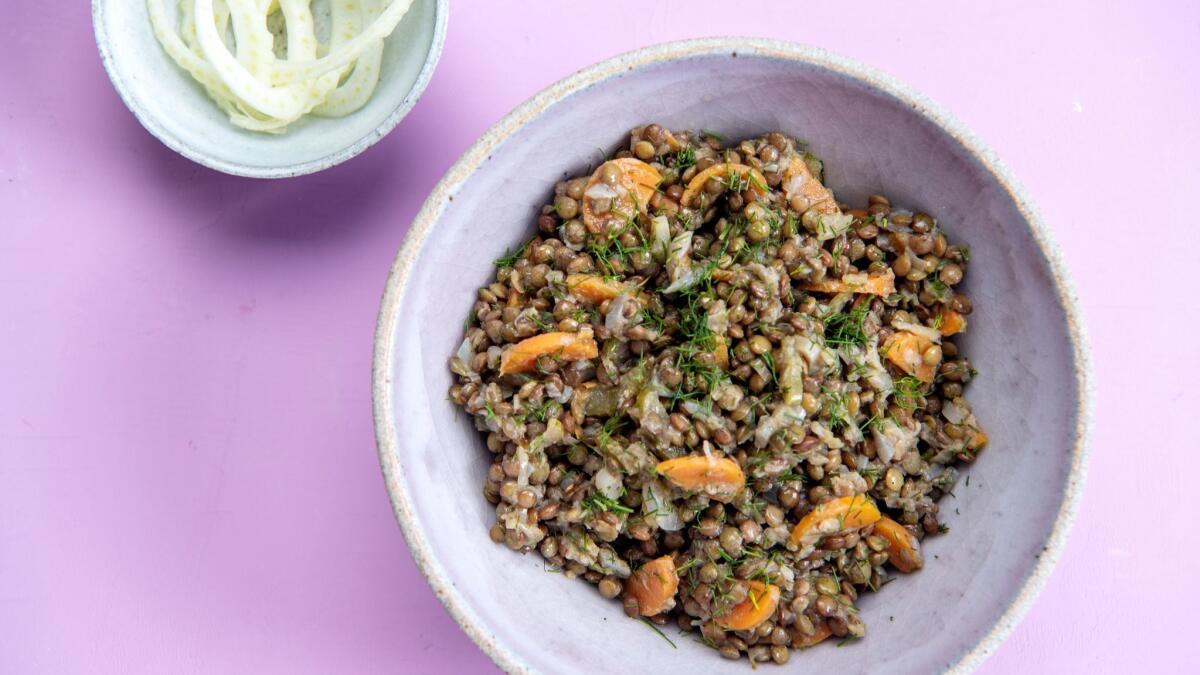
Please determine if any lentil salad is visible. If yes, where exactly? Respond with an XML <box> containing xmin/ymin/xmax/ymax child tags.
<box><xmin>447</xmin><ymin>125</ymin><xmax>986</xmax><ymax>664</ymax></box>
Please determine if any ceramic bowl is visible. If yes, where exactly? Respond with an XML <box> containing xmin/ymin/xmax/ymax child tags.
<box><xmin>373</xmin><ymin>38</ymin><xmax>1091</xmax><ymax>674</ymax></box>
<box><xmin>92</xmin><ymin>0</ymin><xmax>448</xmax><ymax>178</ymax></box>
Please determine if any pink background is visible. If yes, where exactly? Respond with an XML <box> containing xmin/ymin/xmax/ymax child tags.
<box><xmin>2</xmin><ymin>1</ymin><xmax>1196</xmax><ymax>672</ymax></box>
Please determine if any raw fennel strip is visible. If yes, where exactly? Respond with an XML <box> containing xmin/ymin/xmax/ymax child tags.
<box><xmin>147</xmin><ymin>0</ymin><xmax>408</xmax><ymax>132</ymax></box>
<box><xmin>314</xmin><ymin>0</ymin><xmax>384</xmax><ymax>117</ymax></box>
<box><xmin>267</xmin><ymin>0</ymin><xmax>413</xmax><ymax>85</ymax></box>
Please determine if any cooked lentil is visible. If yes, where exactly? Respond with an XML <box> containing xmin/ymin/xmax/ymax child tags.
<box><xmin>448</xmin><ymin>125</ymin><xmax>987</xmax><ymax>662</ymax></box>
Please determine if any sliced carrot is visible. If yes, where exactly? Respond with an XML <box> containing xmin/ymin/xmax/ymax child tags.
<box><xmin>714</xmin><ymin>581</ymin><xmax>780</xmax><ymax>631</ymax></box>
<box><xmin>655</xmin><ymin>455</ymin><xmax>745</xmax><ymax>502</ymax></box>
<box><xmin>967</xmin><ymin>427</ymin><xmax>988</xmax><ymax>451</ymax></box>
<box><xmin>882</xmin><ymin>330</ymin><xmax>939</xmax><ymax>383</ymax></box>
<box><xmin>801</xmin><ymin>269</ymin><xmax>896</xmax><ymax>297</ymax></box>
<box><xmin>680</xmin><ymin>163</ymin><xmax>768</xmax><ymax>208</ymax></box>
<box><xmin>581</xmin><ymin>158</ymin><xmax>661</xmax><ymax>230</ymax></box>
<box><xmin>873</xmin><ymin>516</ymin><xmax>924</xmax><ymax>573</ymax></box>
<box><xmin>782</xmin><ymin>155</ymin><xmax>838</xmax><ymax>215</ymax></box>
<box><xmin>938</xmin><ymin>308</ymin><xmax>967</xmax><ymax>336</ymax></box>
<box><xmin>565</xmin><ymin>274</ymin><xmax>636</xmax><ymax>303</ymax></box>
<box><xmin>788</xmin><ymin>495</ymin><xmax>882</xmax><ymax>548</ymax></box>
<box><xmin>624</xmin><ymin>555</ymin><xmax>679</xmax><ymax>616</ymax></box>
<box><xmin>792</xmin><ymin>621</ymin><xmax>833</xmax><ymax>649</ymax></box>
<box><xmin>498</xmin><ymin>332</ymin><xmax>599</xmax><ymax>375</ymax></box>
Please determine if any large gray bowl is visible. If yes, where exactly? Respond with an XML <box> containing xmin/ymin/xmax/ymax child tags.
<box><xmin>373</xmin><ymin>38</ymin><xmax>1091</xmax><ymax>674</ymax></box>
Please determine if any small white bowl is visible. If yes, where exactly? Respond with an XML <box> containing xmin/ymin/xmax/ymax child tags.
<box><xmin>92</xmin><ymin>0</ymin><xmax>448</xmax><ymax>178</ymax></box>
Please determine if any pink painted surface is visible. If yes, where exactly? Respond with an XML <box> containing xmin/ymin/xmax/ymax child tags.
<box><xmin>1</xmin><ymin>1</ymin><xmax>1195</xmax><ymax>672</ymax></box>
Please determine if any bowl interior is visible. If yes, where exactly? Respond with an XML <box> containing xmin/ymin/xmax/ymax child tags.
<box><xmin>95</xmin><ymin>0</ymin><xmax>441</xmax><ymax>176</ymax></box>
<box><xmin>380</xmin><ymin>47</ymin><xmax>1081</xmax><ymax>674</ymax></box>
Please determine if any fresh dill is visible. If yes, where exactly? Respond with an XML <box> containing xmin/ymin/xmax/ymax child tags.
<box><xmin>531</xmin><ymin>311</ymin><xmax>556</xmax><ymax>332</ymax></box>
<box><xmin>673</xmin><ymin>145</ymin><xmax>697</xmax><ymax>171</ymax></box>
<box><xmin>581</xmin><ymin>493</ymin><xmax>633</xmax><ymax>516</ymax></box>
<box><xmin>586</xmin><ymin>216</ymin><xmax>652</xmax><ymax>278</ymax></box>
<box><xmin>570</xmin><ymin>307</ymin><xmax>595</xmax><ymax>324</ymax></box>
<box><xmin>775</xmin><ymin>469</ymin><xmax>805</xmax><ymax>484</ymax></box>
<box><xmin>675</xmin><ymin>557</ymin><xmax>701</xmax><ymax>575</ymax></box>
<box><xmin>733</xmin><ymin>235</ymin><xmax>772</xmax><ymax>264</ymax></box>
<box><xmin>820</xmin><ymin>385</ymin><xmax>850</xmax><ymax>432</ymax></box>
<box><xmin>748</xmin><ymin>170</ymin><xmax>770</xmax><ymax>193</ymax></box>
<box><xmin>638</xmin><ymin>308</ymin><xmax>667</xmax><ymax>334</ymax></box>
<box><xmin>494</xmin><ymin>238</ymin><xmax>532</xmax><ymax>268</ymax></box>
<box><xmin>927</xmin><ymin>276</ymin><xmax>950</xmax><ymax>299</ymax></box>
<box><xmin>891</xmin><ymin>376</ymin><xmax>925</xmax><ymax>411</ymax></box>
<box><xmin>760</xmin><ymin>350</ymin><xmax>778</xmax><ymax>386</ymax></box>
<box><xmin>519</xmin><ymin>399</ymin><xmax>554</xmax><ymax>424</ymax></box>
<box><xmin>725</xmin><ymin>165</ymin><xmax>745</xmax><ymax>193</ymax></box>
<box><xmin>641</xmin><ymin>619</ymin><xmax>677</xmax><ymax>649</ymax></box>
<box><xmin>597</xmin><ymin>415</ymin><xmax>629</xmax><ymax>443</ymax></box>
<box><xmin>823</xmin><ymin>301</ymin><xmax>871</xmax><ymax>347</ymax></box>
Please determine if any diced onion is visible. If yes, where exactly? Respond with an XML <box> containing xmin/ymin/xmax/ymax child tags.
<box><xmin>605</xmin><ymin>294</ymin><xmax>632</xmax><ymax>334</ymax></box>
<box><xmin>594</xmin><ymin>467</ymin><xmax>623</xmax><ymax>500</ymax></box>
<box><xmin>892</xmin><ymin>318</ymin><xmax>942</xmax><ymax>344</ymax></box>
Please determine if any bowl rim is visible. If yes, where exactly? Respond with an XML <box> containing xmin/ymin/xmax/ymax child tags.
<box><xmin>91</xmin><ymin>0</ymin><xmax>450</xmax><ymax>179</ymax></box>
<box><xmin>372</xmin><ymin>37</ymin><xmax>1093</xmax><ymax>674</ymax></box>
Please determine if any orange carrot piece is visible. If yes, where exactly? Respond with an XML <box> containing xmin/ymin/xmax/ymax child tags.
<box><xmin>498</xmin><ymin>332</ymin><xmax>598</xmax><ymax>375</ymax></box>
<box><xmin>967</xmin><ymin>427</ymin><xmax>988</xmax><ymax>451</ymax></box>
<box><xmin>782</xmin><ymin>155</ymin><xmax>838</xmax><ymax>215</ymax></box>
<box><xmin>624</xmin><ymin>555</ymin><xmax>679</xmax><ymax>616</ymax></box>
<box><xmin>788</xmin><ymin>495</ymin><xmax>882</xmax><ymax>548</ymax></box>
<box><xmin>581</xmin><ymin>158</ymin><xmax>661</xmax><ymax>230</ymax></box>
<box><xmin>792</xmin><ymin>622</ymin><xmax>833</xmax><ymax>649</ymax></box>
<box><xmin>655</xmin><ymin>455</ymin><xmax>745</xmax><ymax>502</ymax></box>
<box><xmin>564</xmin><ymin>274</ymin><xmax>636</xmax><ymax>303</ymax></box>
<box><xmin>680</xmin><ymin>163</ymin><xmax>768</xmax><ymax>208</ymax></box>
<box><xmin>938</xmin><ymin>309</ymin><xmax>967</xmax><ymax>336</ymax></box>
<box><xmin>882</xmin><ymin>330</ymin><xmax>939</xmax><ymax>383</ymax></box>
<box><xmin>873</xmin><ymin>516</ymin><xmax>924</xmax><ymax>573</ymax></box>
<box><xmin>801</xmin><ymin>269</ymin><xmax>896</xmax><ymax>297</ymax></box>
<box><xmin>715</xmin><ymin>581</ymin><xmax>780</xmax><ymax>631</ymax></box>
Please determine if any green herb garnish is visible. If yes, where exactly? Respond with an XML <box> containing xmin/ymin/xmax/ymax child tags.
<box><xmin>891</xmin><ymin>376</ymin><xmax>925</xmax><ymax>411</ymax></box>
<box><xmin>494</xmin><ymin>238</ymin><xmax>532</xmax><ymax>268</ymax></box>
<box><xmin>581</xmin><ymin>493</ymin><xmax>633</xmax><ymax>516</ymax></box>
<box><xmin>641</xmin><ymin>619</ymin><xmax>677</xmax><ymax>649</ymax></box>
<box><xmin>673</xmin><ymin>145</ymin><xmax>696</xmax><ymax>170</ymax></box>
<box><xmin>823</xmin><ymin>301</ymin><xmax>871</xmax><ymax>347</ymax></box>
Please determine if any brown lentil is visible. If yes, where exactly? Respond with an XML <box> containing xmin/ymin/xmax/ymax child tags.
<box><xmin>449</xmin><ymin>126</ymin><xmax>984</xmax><ymax>664</ymax></box>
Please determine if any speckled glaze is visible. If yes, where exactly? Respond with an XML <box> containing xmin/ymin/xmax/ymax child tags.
<box><xmin>92</xmin><ymin>0</ymin><xmax>448</xmax><ymax>178</ymax></box>
<box><xmin>373</xmin><ymin>38</ymin><xmax>1091</xmax><ymax>674</ymax></box>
